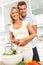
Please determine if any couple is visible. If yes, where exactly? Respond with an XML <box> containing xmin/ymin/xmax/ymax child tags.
<box><xmin>9</xmin><ymin>1</ymin><xmax>40</xmax><ymax>62</ymax></box>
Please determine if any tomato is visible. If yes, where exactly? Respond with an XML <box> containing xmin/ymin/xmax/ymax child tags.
<box><xmin>32</xmin><ymin>60</ymin><xmax>40</xmax><ymax>65</ymax></box>
<box><xmin>25</xmin><ymin>60</ymin><xmax>40</xmax><ymax>65</ymax></box>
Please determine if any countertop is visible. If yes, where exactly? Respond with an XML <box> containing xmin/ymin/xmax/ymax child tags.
<box><xmin>0</xmin><ymin>61</ymin><xmax>43</xmax><ymax>65</ymax></box>
<box><xmin>0</xmin><ymin>61</ymin><xmax>5</xmax><ymax>65</ymax></box>
<box><xmin>0</xmin><ymin>61</ymin><xmax>16</xmax><ymax>65</ymax></box>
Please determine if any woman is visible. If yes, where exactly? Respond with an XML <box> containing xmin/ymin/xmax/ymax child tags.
<box><xmin>9</xmin><ymin>7</ymin><xmax>36</xmax><ymax>61</ymax></box>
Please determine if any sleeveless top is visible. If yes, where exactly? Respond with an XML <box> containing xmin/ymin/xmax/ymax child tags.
<box><xmin>9</xmin><ymin>20</ymin><xmax>32</xmax><ymax>52</ymax></box>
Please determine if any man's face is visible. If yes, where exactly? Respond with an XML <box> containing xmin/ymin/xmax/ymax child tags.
<box><xmin>18</xmin><ymin>5</ymin><xmax>27</xmax><ymax>18</ymax></box>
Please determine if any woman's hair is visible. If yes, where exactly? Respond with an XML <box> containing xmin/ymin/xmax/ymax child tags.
<box><xmin>10</xmin><ymin>6</ymin><xmax>22</xmax><ymax>24</ymax></box>
<box><xmin>10</xmin><ymin>7</ymin><xmax>18</xmax><ymax>24</ymax></box>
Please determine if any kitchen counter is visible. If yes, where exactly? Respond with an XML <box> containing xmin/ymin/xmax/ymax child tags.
<box><xmin>0</xmin><ymin>61</ymin><xmax>43</xmax><ymax>65</ymax></box>
<box><xmin>0</xmin><ymin>61</ymin><xmax>16</xmax><ymax>65</ymax></box>
<box><xmin>0</xmin><ymin>61</ymin><xmax>5</xmax><ymax>65</ymax></box>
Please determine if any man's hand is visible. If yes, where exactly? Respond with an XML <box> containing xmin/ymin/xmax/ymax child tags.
<box><xmin>18</xmin><ymin>39</ymin><xmax>27</xmax><ymax>46</ymax></box>
<box><xmin>11</xmin><ymin>39</ymin><xmax>20</xmax><ymax>45</ymax></box>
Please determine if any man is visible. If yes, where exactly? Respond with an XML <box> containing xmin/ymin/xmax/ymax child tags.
<box><xmin>17</xmin><ymin>1</ymin><xmax>40</xmax><ymax>62</ymax></box>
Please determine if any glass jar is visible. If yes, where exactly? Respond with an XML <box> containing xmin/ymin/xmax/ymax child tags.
<box><xmin>5</xmin><ymin>43</ymin><xmax>12</xmax><ymax>54</ymax></box>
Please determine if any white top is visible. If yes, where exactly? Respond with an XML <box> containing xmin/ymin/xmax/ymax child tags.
<box><xmin>9</xmin><ymin>21</ymin><xmax>29</xmax><ymax>39</ymax></box>
<box><xmin>9</xmin><ymin>20</ymin><xmax>32</xmax><ymax>52</ymax></box>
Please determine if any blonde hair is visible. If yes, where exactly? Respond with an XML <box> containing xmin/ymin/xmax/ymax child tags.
<box><xmin>10</xmin><ymin>7</ymin><xmax>19</xmax><ymax>24</ymax></box>
<box><xmin>10</xmin><ymin>6</ymin><xmax>22</xmax><ymax>24</ymax></box>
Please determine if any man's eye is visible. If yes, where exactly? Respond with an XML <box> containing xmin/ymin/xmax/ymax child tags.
<box><xmin>20</xmin><ymin>8</ymin><xmax>22</xmax><ymax>10</ymax></box>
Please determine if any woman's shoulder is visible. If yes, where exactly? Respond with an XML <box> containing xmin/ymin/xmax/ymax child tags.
<box><xmin>9</xmin><ymin>24</ymin><xmax>13</xmax><ymax>29</ymax></box>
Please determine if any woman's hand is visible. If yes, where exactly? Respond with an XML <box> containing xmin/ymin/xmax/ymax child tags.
<box><xmin>11</xmin><ymin>38</ymin><xmax>20</xmax><ymax>45</ymax></box>
<box><xmin>18</xmin><ymin>39</ymin><xmax>27</xmax><ymax>46</ymax></box>
<box><xmin>14</xmin><ymin>39</ymin><xmax>20</xmax><ymax>45</ymax></box>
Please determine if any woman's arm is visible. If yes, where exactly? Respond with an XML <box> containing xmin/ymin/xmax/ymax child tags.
<box><xmin>9</xmin><ymin>31</ymin><xmax>19</xmax><ymax>45</ymax></box>
<box><xmin>18</xmin><ymin>23</ymin><xmax>36</xmax><ymax>46</ymax></box>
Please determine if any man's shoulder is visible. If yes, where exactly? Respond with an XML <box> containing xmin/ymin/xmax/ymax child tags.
<box><xmin>26</xmin><ymin>13</ymin><xmax>35</xmax><ymax>18</ymax></box>
<box><xmin>26</xmin><ymin>14</ymin><xmax>37</xmax><ymax>25</ymax></box>
<box><xmin>25</xmin><ymin>14</ymin><xmax>33</xmax><ymax>22</ymax></box>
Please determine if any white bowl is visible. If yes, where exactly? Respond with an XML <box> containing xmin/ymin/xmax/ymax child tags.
<box><xmin>2</xmin><ymin>53</ymin><xmax>23</xmax><ymax>65</ymax></box>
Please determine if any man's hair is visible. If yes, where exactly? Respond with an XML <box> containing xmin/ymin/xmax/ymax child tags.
<box><xmin>17</xmin><ymin>1</ymin><xmax>27</xmax><ymax>9</ymax></box>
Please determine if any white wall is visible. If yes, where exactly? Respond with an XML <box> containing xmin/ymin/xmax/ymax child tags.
<box><xmin>0</xmin><ymin>0</ymin><xmax>20</xmax><ymax>6</ymax></box>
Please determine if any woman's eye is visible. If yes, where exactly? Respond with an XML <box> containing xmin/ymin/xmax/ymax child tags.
<box><xmin>12</xmin><ymin>13</ymin><xmax>14</xmax><ymax>15</ymax></box>
<box><xmin>16</xmin><ymin>12</ymin><xmax>18</xmax><ymax>13</ymax></box>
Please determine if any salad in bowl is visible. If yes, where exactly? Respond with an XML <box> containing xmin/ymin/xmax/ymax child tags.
<box><xmin>2</xmin><ymin>43</ymin><xmax>23</xmax><ymax>65</ymax></box>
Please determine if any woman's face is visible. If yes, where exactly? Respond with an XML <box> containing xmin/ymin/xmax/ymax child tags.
<box><xmin>11</xmin><ymin>8</ymin><xmax>19</xmax><ymax>21</ymax></box>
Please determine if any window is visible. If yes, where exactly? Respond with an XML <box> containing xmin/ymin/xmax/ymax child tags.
<box><xmin>31</xmin><ymin>0</ymin><xmax>43</xmax><ymax>15</ymax></box>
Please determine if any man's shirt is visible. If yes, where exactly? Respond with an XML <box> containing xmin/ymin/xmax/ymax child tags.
<box><xmin>23</xmin><ymin>13</ymin><xmax>37</xmax><ymax>48</ymax></box>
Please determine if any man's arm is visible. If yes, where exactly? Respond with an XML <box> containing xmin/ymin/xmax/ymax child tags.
<box><xmin>18</xmin><ymin>23</ymin><xmax>36</xmax><ymax>46</ymax></box>
<box><xmin>32</xmin><ymin>25</ymin><xmax>37</xmax><ymax>33</ymax></box>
